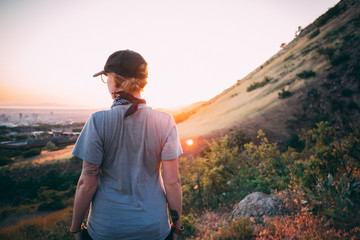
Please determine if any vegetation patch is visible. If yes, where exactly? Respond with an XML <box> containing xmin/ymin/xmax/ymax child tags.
<box><xmin>247</xmin><ymin>76</ymin><xmax>272</xmax><ymax>92</ymax></box>
<box><xmin>315</xmin><ymin>4</ymin><xmax>344</xmax><ymax>27</ymax></box>
<box><xmin>308</xmin><ymin>29</ymin><xmax>320</xmax><ymax>39</ymax></box>
<box><xmin>331</xmin><ymin>53</ymin><xmax>351</xmax><ymax>66</ymax></box>
<box><xmin>278</xmin><ymin>89</ymin><xmax>292</xmax><ymax>99</ymax></box>
<box><xmin>23</xmin><ymin>148</ymin><xmax>41</xmax><ymax>158</ymax></box>
<box><xmin>283</xmin><ymin>54</ymin><xmax>294</xmax><ymax>62</ymax></box>
<box><xmin>325</xmin><ymin>25</ymin><xmax>347</xmax><ymax>40</ymax></box>
<box><xmin>213</xmin><ymin>217</ymin><xmax>255</xmax><ymax>240</ymax></box>
<box><xmin>296</xmin><ymin>70</ymin><xmax>316</xmax><ymax>79</ymax></box>
<box><xmin>317</xmin><ymin>47</ymin><xmax>336</xmax><ymax>60</ymax></box>
<box><xmin>301</xmin><ymin>44</ymin><xmax>320</xmax><ymax>56</ymax></box>
<box><xmin>181</xmin><ymin>122</ymin><xmax>360</xmax><ymax>239</ymax></box>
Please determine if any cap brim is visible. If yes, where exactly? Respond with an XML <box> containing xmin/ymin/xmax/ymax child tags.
<box><xmin>93</xmin><ymin>70</ymin><xmax>106</xmax><ymax>77</ymax></box>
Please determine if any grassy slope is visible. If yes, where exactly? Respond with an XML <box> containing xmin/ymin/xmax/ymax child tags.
<box><xmin>176</xmin><ymin>0</ymin><xmax>360</xmax><ymax>140</ymax></box>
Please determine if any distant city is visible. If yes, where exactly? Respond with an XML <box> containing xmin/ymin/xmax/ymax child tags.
<box><xmin>0</xmin><ymin>108</ymin><xmax>98</xmax><ymax>127</ymax></box>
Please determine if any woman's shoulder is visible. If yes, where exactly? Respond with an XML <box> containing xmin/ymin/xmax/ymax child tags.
<box><xmin>85</xmin><ymin>109</ymin><xmax>109</xmax><ymax>124</ymax></box>
<box><xmin>144</xmin><ymin>106</ymin><xmax>173</xmax><ymax>120</ymax></box>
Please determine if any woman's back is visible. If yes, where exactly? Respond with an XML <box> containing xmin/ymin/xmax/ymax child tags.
<box><xmin>72</xmin><ymin>104</ymin><xmax>182</xmax><ymax>239</ymax></box>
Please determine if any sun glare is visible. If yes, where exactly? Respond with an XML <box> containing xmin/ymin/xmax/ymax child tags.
<box><xmin>186</xmin><ymin>139</ymin><xmax>194</xmax><ymax>146</ymax></box>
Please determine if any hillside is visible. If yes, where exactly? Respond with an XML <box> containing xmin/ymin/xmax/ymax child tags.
<box><xmin>177</xmin><ymin>0</ymin><xmax>360</xmax><ymax>141</ymax></box>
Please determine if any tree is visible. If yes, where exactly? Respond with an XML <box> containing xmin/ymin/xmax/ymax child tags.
<box><xmin>44</xmin><ymin>141</ymin><xmax>56</xmax><ymax>151</ymax></box>
<box><xmin>295</xmin><ymin>26</ymin><xmax>302</xmax><ymax>38</ymax></box>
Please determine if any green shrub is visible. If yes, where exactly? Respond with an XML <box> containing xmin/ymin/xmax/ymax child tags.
<box><xmin>309</xmin><ymin>114</ymin><xmax>330</xmax><ymax>128</ymax></box>
<box><xmin>331</xmin><ymin>99</ymin><xmax>345</xmax><ymax>112</ymax></box>
<box><xmin>292</xmin><ymin>122</ymin><xmax>360</xmax><ymax>230</ymax></box>
<box><xmin>308</xmin><ymin>29</ymin><xmax>320</xmax><ymax>39</ymax></box>
<box><xmin>180</xmin><ymin>214</ymin><xmax>197</xmax><ymax>239</ymax></box>
<box><xmin>228</xmin><ymin>129</ymin><xmax>251</xmax><ymax>150</ymax></box>
<box><xmin>44</xmin><ymin>141</ymin><xmax>57</xmax><ymax>151</ymax></box>
<box><xmin>23</xmin><ymin>148</ymin><xmax>41</xmax><ymax>158</ymax></box>
<box><xmin>301</xmin><ymin>44</ymin><xmax>320</xmax><ymax>55</ymax></box>
<box><xmin>331</xmin><ymin>53</ymin><xmax>350</xmax><ymax>66</ymax></box>
<box><xmin>278</xmin><ymin>89</ymin><xmax>292</xmax><ymax>99</ymax></box>
<box><xmin>0</xmin><ymin>175</ymin><xmax>16</xmax><ymax>203</ymax></box>
<box><xmin>348</xmin><ymin>101</ymin><xmax>359</xmax><ymax>111</ymax></box>
<box><xmin>286</xmin><ymin>134</ymin><xmax>305</xmax><ymax>152</ymax></box>
<box><xmin>297</xmin><ymin>70</ymin><xmax>316</xmax><ymax>79</ymax></box>
<box><xmin>213</xmin><ymin>217</ymin><xmax>255</xmax><ymax>240</ymax></box>
<box><xmin>0</xmin><ymin>155</ymin><xmax>12</xmax><ymax>166</ymax></box>
<box><xmin>342</xmin><ymin>88</ymin><xmax>353</xmax><ymax>97</ymax></box>
<box><xmin>317</xmin><ymin>47</ymin><xmax>335</xmax><ymax>59</ymax></box>
<box><xmin>350</xmin><ymin>14</ymin><xmax>360</xmax><ymax>27</ymax></box>
<box><xmin>247</xmin><ymin>76</ymin><xmax>272</xmax><ymax>92</ymax></box>
<box><xmin>283</xmin><ymin>54</ymin><xmax>294</xmax><ymax>62</ymax></box>
<box><xmin>327</xmin><ymin>72</ymin><xmax>338</xmax><ymax>80</ymax></box>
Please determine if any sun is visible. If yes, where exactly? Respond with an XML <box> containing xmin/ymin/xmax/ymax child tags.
<box><xmin>186</xmin><ymin>139</ymin><xmax>194</xmax><ymax>146</ymax></box>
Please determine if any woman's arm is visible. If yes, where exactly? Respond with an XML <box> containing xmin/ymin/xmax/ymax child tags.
<box><xmin>71</xmin><ymin>161</ymin><xmax>100</xmax><ymax>239</ymax></box>
<box><xmin>162</xmin><ymin>158</ymin><xmax>182</xmax><ymax>240</ymax></box>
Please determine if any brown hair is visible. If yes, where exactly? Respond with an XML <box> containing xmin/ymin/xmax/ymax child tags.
<box><xmin>110</xmin><ymin>63</ymin><xmax>148</xmax><ymax>93</ymax></box>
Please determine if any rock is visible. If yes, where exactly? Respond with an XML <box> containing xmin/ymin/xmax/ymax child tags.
<box><xmin>229</xmin><ymin>192</ymin><xmax>287</xmax><ymax>224</ymax></box>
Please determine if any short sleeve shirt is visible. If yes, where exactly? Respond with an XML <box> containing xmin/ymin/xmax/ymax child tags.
<box><xmin>72</xmin><ymin>104</ymin><xmax>182</xmax><ymax>240</ymax></box>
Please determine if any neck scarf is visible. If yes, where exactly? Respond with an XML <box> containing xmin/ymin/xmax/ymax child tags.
<box><xmin>111</xmin><ymin>91</ymin><xmax>146</xmax><ymax>117</ymax></box>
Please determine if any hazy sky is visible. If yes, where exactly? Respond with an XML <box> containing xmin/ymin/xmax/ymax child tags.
<box><xmin>0</xmin><ymin>0</ymin><xmax>339</xmax><ymax>109</ymax></box>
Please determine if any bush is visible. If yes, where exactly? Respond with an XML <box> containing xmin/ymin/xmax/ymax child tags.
<box><xmin>256</xmin><ymin>213</ymin><xmax>359</xmax><ymax>240</ymax></box>
<box><xmin>180</xmin><ymin>214</ymin><xmax>197</xmax><ymax>239</ymax></box>
<box><xmin>286</xmin><ymin>134</ymin><xmax>305</xmax><ymax>152</ymax></box>
<box><xmin>228</xmin><ymin>129</ymin><xmax>251</xmax><ymax>150</ymax></box>
<box><xmin>247</xmin><ymin>77</ymin><xmax>272</xmax><ymax>92</ymax></box>
<box><xmin>317</xmin><ymin>47</ymin><xmax>336</xmax><ymax>59</ymax></box>
<box><xmin>294</xmin><ymin>122</ymin><xmax>360</xmax><ymax>230</ymax></box>
<box><xmin>308</xmin><ymin>29</ymin><xmax>320</xmax><ymax>39</ymax></box>
<box><xmin>342</xmin><ymin>88</ymin><xmax>353</xmax><ymax>97</ymax></box>
<box><xmin>302</xmin><ymin>44</ymin><xmax>320</xmax><ymax>55</ymax></box>
<box><xmin>331</xmin><ymin>99</ymin><xmax>345</xmax><ymax>112</ymax></box>
<box><xmin>348</xmin><ymin>101</ymin><xmax>359</xmax><ymax>111</ymax></box>
<box><xmin>297</xmin><ymin>70</ymin><xmax>316</xmax><ymax>79</ymax></box>
<box><xmin>44</xmin><ymin>141</ymin><xmax>56</xmax><ymax>151</ymax></box>
<box><xmin>213</xmin><ymin>218</ymin><xmax>255</xmax><ymax>240</ymax></box>
<box><xmin>327</xmin><ymin>72</ymin><xmax>338</xmax><ymax>80</ymax></box>
<box><xmin>331</xmin><ymin>53</ymin><xmax>351</xmax><ymax>66</ymax></box>
<box><xmin>0</xmin><ymin>155</ymin><xmax>12</xmax><ymax>166</ymax></box>
<box><xmin>23</xmin><ymin>148</ymin><xmax>41</xmax><ymax>158</ymax></box>
<box><xmin>278</xmin><ymin>89</ymin><xmax>292</xmax><ymax>99</ymax></box>
<box><xmin>283</xmin><ymin>54</ymin><xmax>294</xmax><ymax>62</ymax></box>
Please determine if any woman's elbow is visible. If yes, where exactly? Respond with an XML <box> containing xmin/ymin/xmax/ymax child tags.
<box><xmin>77</xmin><ymin>176</ymin><xmax>98</xmax><ymax>192</ymax></box>
<box><xmin>164</xmin><ymin>176</ymin><xmax>181</xmax><ymax>187</ymax></box>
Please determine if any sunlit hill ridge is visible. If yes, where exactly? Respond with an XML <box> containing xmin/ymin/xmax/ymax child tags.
<box><xmin>173</xmin><ymin>0</ymin><xmax>360</xmax><ymax>141</ymax></box>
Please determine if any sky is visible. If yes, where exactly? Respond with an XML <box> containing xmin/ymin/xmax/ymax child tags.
<box><xmin>0</xmin><ymin>0</ymin><xmax>340</xmax><ymax>109</ymax></box>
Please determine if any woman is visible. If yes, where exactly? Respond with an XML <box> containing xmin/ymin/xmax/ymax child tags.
<box><xmin>70</xmin><ymin>50</ymin><xmax>183</xmax><ymax>240</ymax></box>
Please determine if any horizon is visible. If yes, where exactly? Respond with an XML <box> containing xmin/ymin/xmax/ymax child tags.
<box><xmin>0</xmin><ymin>0</ymin><xmax>340</xmax><ymax>109</ymax></box>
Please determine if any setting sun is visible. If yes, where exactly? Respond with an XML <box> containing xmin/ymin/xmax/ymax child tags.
<box><xmin>186</xmin><ymin>139</ymin><xmax>194</xmax><ymax>146</ymax></box>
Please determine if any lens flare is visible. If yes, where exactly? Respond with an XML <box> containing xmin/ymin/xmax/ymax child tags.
<box><xmin>186</xmin><ymin>139</ymin><xmax>194</xmax><ymax>146</ymax></box>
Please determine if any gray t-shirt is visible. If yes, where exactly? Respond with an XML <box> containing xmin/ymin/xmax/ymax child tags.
<box><xmin>72</xmin><ymin>104</ymin><xmax>182</xmax><ymax>240</ymax></box>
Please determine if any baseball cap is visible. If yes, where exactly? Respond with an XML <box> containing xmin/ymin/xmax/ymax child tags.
<box><xmin>93</xmin><ymin>50</ymin><xmax>147</xmax><ymax>78</ymax></box>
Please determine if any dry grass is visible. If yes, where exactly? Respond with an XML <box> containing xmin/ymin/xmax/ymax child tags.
<box><xmin>191</xmin><ymin>208</ymin><xmax>232</xmax><ymax>240</ymax></box>
<box><xmin>12</xmin><ymin>145</ymin><xmax>74</xmax><ymax>167</ymax></box>
<box><xmin>0</xmin><ymin>207</ymin><xmax>73</xmax><ymax>240</ymax></box>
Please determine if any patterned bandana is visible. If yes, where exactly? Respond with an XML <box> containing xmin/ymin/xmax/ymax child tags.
<box><xmin>111</xmin><ymin>91</ymin><xmax>146</xmax><ymax>117</ymax></box>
